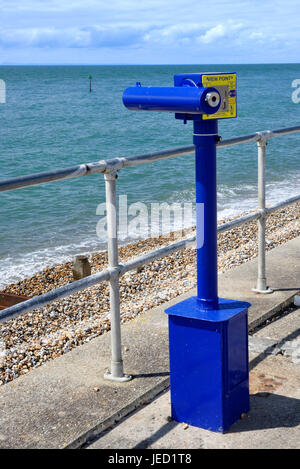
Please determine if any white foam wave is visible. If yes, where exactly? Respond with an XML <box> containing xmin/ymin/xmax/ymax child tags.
<box><xmin>0</xmin><ymin>238</ymin><xmax>106</xmax><ymax>289</ymax></box>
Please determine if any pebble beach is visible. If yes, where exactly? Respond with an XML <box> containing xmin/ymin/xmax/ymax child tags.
<box><xmin>0</xmin><ymin>202</ymin><xmax>299</xmax><ymax>386</ymax></box>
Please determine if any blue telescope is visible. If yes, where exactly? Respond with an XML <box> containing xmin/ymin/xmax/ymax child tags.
<box><xmin>123</xmin><ymin>82</ymin><xmax>221</xmax><ymax>116</ymax></box>
<box><xmin>123</xmin><ymin>73</ymin><xmax>250</xmax><ymax>433</ymax></box>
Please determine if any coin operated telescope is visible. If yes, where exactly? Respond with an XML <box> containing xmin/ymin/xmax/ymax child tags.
<box><xmin>123</xmin><ymin>73</ymin><xmax>250</xmax><ymax>433</ymax></box>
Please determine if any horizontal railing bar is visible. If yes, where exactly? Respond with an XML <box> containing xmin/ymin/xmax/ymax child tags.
<box><xmin>1</xmin><ymin>193</ymin><xmax>298</xmax><ymax>324</ymax></box>
<box><xmin>217</xmin><ymin>210</ymin><xmax>261</xmax><ymax>232</ymax></box>
<box><xmin>119</xmin><ymin>145</ymin><xmax>195</xmax><ymax>167</ymax></box>
<box><xmin>0</xmin><ymin>269</ymin><xmax>111</xmax><ymax>323</ymax></box>
<box><xmin>0</xmin><ymin>161</ymin><xmax>107</xmax><ymax>193</ymax></box>
<box><xmin>218</xmin><ymin>133</ymin><xmax>258</xmax><ymax>148</ymax></box>
<box><xmin>120</xmin><ymin>236</ymin><xmax>196</xmax><ymax>274</ymax></box>
<box><xmin>269</xmin><ymin>125</ymin><xmax>300</xmax><ymax>138</ymax></box>
<box><xmin>1</xmin><ymin>125</ymin><xmax>299</xmax><ymax>193</ymax></box>
<box><xmin>265</xmin><ymin>194</ymin><xmax>300</xmax><ymax>214</ymax></box>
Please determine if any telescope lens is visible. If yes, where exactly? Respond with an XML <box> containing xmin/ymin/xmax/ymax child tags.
<box><xmin>205</xmin><ymin>91</ymin><xmax>220</xmax><ymax>108</ymax></box>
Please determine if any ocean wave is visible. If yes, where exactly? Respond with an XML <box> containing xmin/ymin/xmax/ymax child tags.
<box><xmin>0</xmin><ymin>238</ymin><xmax>106</xmax><ymax>289</ymax></box>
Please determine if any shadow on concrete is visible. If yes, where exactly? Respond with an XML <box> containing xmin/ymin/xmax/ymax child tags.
<box><xmin>132</xmin><ymin>372</ymin><xmax>169</xmax><ymax>379</ymax></box>
<box><xmin>133</xmin><ymin>420</ymin><xmax>179</xmax><ymax>449</ymax></box>
<box><xmin>250</xmin><ymin>349</ymin><xmax>276</xmax><ymax>371</ymax></box>
<box><xmin>131</xmin><ymin>394</ymin><xmax>300</xmax><ymax>447</ymax></box>
<box><xmin>228</xmin><ymin>393</ymin><xmax>300</xmax><ymax>433</ymax></box>
<box><xmin>250</xmin><ymin>325</ymin><xmax>300</xmax><ymax>371</ymax></box>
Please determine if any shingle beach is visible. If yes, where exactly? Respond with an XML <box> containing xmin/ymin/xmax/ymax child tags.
<box><xmin>0</xmin><ymin>202</ymin><xmax>299</xmax><ymax>386</ymax></box>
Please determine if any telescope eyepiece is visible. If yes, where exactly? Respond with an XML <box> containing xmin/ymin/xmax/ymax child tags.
<box><xmin>205</xmin><ymin>91</ymin><xmax>220</xmax><ymax>108</ymax></box>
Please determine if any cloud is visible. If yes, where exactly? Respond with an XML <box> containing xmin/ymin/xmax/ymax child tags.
<box><xmin>0</xmin><ymin>20</ymin><xmax>280</xmax><ymax>52</ymax></box>
<box><xmin>0</xmin><ymin>0</ymin><xmax>99</xmax><ymax>12</ymax></box>
<box><xmin>142</xmin><ymin>21</ymin><xmax>246</xmax><ymax>48</ymax></box>
<box><xmin>200</xmin><ymin>24</ymin><xmax>227</xmax><ymax>43</ymax></box>
<box><xmin>143</xmin><ymin>24</ymin><xmax>202</xmax><ymax>45</ymax></box>
<box><xmin>249</xmin><ymin>32</ymin><xmax>264</xmax><ymax>39</ymax></box>
<box><xmin>83</xmin><ymin>26</ymin><xmax>146</xmax><ymax>48</ymax></box>
<box><xmin>0</xmin><ymin>26</ymin><xmax>148</xmax><ymax>49</ymax></box>
<box><xmin>199</xmin><ymin>21</ymin><xmax>244</xmax><ymax>44</ymax></box>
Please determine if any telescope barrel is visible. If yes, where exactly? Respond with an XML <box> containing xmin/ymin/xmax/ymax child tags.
<box><xmin>123</xmin><ymin>85</ymin><xmax>221</xmax><ymax>115</ymax></box>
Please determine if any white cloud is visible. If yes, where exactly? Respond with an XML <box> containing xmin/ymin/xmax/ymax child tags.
<box><xmin>199</xmin><ymin>21</ymin><xmax>244</xmax><ymax>44</ymax></box>
<box><xmin>200</xmin><ymin>24</ymin><xmax>226</xmax><ymax>43</ymax></box>
<box><xmin>143</xmin><ymin>24</ymin><xmax>202</xmax><ymax>45</ymax></box>
<box><xmin>0</xmin><ymin>26</ymin><xmax>148</xmax><ymax>49</ymax></box>
<box><xmin>0</xmin><ymin>19</ymin><xmax>288</xmax><ymax>54</ymax></box>
<box><xmin>249</xmin><ymin>32</ymin><xmax>264</xmax><ymax>39</ymax></box>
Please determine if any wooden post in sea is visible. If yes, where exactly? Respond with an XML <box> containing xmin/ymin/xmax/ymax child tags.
<box><xmin>88</xmin><ymin>75</ymin><xmax>92</xmax><ymax>92</ymax></box>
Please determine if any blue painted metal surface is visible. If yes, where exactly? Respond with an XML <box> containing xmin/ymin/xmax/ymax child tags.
<box><xmin>194</xmin><ymin>119</ymin><xmax>219</xmax><ymax>307</ymax></box>
<box><xmin>173</xmin><ymin>72</ymin><xmax>226</xmax><ymax>87</ymax></box>
<box><xmin>165</xmin><ymin>297</ymin><xmax>250</xmax><ymax>432</ymax></box>
<box><xmin>123</xmin><ymin>84</ymin><xmax>220</xmax><ymax>115</ymax></box>
<box><xmin>122</xmin><ymin>72</ymin><xmax>250</xmax><ymax>433</ymax></box>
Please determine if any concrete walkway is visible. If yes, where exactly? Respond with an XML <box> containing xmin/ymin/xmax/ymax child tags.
<box><xmin>0</xmin><ymin>236</ymin><xmax>299</xmax><ymax>449</ymax></box>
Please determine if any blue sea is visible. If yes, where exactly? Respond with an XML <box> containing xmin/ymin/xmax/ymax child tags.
<box><xmin>0</xmin><ymin>64</ymin><xmax>299</xmax><ymax>288</ymax></box>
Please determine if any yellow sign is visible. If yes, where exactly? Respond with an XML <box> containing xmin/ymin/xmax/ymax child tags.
<box><xmin>202</xmin><ymin>73</ymin><xmax>237</xmax><ymax>120</ymax></box>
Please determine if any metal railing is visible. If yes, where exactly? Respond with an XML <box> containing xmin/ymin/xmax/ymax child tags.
<box><xmin>0</xmin><ymin>125</ymin><xmax>300</xmax><ymax>381</ymax></box>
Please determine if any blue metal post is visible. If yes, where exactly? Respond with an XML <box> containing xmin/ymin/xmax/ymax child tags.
<box><xmin>194</xmin><ymin>119</ymin><xmax>218</xmax><ymax>306</ymax></box>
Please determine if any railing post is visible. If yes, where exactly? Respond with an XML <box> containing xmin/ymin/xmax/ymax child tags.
<box><xmin>103</xmin><ymin>171</ymin><xmax>132</xmax><ymax>382</ymax></box>
<box><xmin>252</xmin><ymin>133</ymin><xmax>273</xmax><ymax>294</ymax></box>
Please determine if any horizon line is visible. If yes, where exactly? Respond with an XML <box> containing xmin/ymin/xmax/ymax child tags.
<box><xmin>1</xmin><ymin>62</ymin><xmax>300</xmax><ymax>67</ymax></box>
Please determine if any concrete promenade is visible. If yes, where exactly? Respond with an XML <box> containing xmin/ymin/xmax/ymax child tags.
<box><xmin>0</xmin><ymin>236</ymin><xmax>299</xmax><ymax>449</ymax></box>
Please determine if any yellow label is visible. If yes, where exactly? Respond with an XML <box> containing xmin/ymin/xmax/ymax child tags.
<box><xmin>202</xmin><ymin>73</ymin><xmax>237</xmax><ymax>120</ymax></box>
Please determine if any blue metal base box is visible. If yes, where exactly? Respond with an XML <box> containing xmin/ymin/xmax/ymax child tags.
<box><xmin>165</xmin><ymin>297</ymin><xmax>250</xmax><ymax>433</ymax></box>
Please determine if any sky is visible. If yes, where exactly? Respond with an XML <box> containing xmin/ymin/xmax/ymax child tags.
<box><xmin>0</xmin><ymin>0</ymin><xmax>299</xmax><ymax>65</ymax></box>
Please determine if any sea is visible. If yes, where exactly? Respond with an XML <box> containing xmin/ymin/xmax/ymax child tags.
<box><xmin>0</xmin><ymin>64</ymin><xmax>299</xmax><ymax>288</ymax></box>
